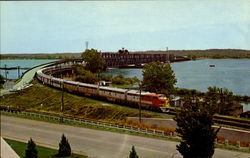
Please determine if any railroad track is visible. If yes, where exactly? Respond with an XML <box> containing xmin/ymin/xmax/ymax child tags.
<box><xmin>164</xmin><ymin>107</ymin><xmax>250</xmax><ymax>130</ymax></box>
<box><xmin>7</xmin><ymin>60</ymin><xmax>248</xmax><ymax>132</ymax></box>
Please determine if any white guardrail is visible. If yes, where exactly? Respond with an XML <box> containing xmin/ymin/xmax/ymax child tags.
<box><xmin>1</xmin><ymin>109</ymin><xmax>248</xmax><ymax>148</ymax></box>
<box><xmin>1</xmin><ymin>109</ymin><xmax>174</xmax><ymax>138</ymax></box>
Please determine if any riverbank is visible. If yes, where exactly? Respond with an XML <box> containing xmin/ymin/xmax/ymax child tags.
<box><xmin>0</xmin><ymin>79</ymin><xmax>170</xmax><ymax>122</ymax></box>
<box><xmin>1</xmin><ymin>49</ymin><xmax>250</xmax><ymax>60</ymax></box>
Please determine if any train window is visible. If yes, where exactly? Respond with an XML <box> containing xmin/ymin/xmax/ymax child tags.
<box><xmin>158</xmin><ymin>96</ymin><xmax>166</xmax><ymax>99</ymax></box>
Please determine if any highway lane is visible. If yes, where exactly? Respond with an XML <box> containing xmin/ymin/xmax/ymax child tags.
<box><xmin>1</xmin><ymin>115</ymin><xmax>249</xmax><ymax>158</ymax></box>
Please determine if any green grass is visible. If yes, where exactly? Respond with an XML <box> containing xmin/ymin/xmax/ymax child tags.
<box><xmin>215</xmin><ymin>144</ymin><xmax>250</xmax><ymax>153</ymax></box>
<box><xmin>4</xmin><ymin>138</ymin><xmax>87</xmax><ymax>158</ymax></box>
<box><xmin>1</xmin><ymin>111</ymin><xmax>179</xmax><ymax>143</ymax></box>
<box><xmin>2</xmin><ymin>112</ymin><xmax>250</xmax><ymax>154</ymax></box>
<box><xmin>0</xmin><ymin>79</ymin><xmax>171</xmax><ymax>122</ymax></box>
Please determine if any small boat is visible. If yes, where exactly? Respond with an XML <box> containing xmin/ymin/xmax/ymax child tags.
<box><xmin>209</xmin><ymin>65</ymin><xmax>215</xmax><ymax>67</ymax></box>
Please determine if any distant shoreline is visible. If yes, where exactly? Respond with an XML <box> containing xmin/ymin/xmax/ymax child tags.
<box><xmin>1</xmin><ymin>49</ymin><xmax>250</xmax><ymax>60</ymax></box>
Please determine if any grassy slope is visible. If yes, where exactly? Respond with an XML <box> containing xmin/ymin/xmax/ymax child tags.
<box><xmin>0</xmin><ymin>79</ymin><xmax>170</xmax><ymax>122</ymax></box>
<box><xmin>4</xmin><ymin>138</ymin><xmax>86</xmax><ymax>158</ymax></box>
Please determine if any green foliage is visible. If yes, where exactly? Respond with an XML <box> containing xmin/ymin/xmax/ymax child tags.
<box><xmin>175</xmin><ymin>88</ymin><xmax>203</xmax><ymax>97</ymax></box>
<box><xmin>57</xmin><ymin>134</ymin><xmax>71</xmax><ymax>157</ymax></box>
<box><xmin>205</xmin><ymin>86</ymin><xmax>235</xmax><ymax>116</ymax></box>
<box><xmin>99</xmin><ymin>74</ymin><xmax>139</xmax><ymax>86</ymax></box>
<box><xmin>25</xmin><ymin>138</ymin><xmax>38</xmax><ymax>158</ymax></box>
<box><xmin>72</xmin><ymin>64</ymin><xmax>86</xmax><ymax>76</ymax></box>
<box><xmin>128</xmin><ymin>76</ymin><xmax>140</xmax><ymax>85</ymax></box>
<box><xmin>72</xmin><ymin>64</ymin><xmax>99</xmax><ymax>84</ymax></box>
<box><xmin>75</xmin><ymin>71</ymin><xmax>99</xmax><ymax>84</ymax></box>
<box><xmin>112</xmin><ymin>74</ymin><xmax>130</xmax><ymax>85</ymax></box>
<box><xmin>0</xmin><ymin>79</ymin><xmax>167</xmax><ymax>121</ymax></box>
<box><xmin>81</xmin><ymin>49</ymin><xmax>104</xmax><ymax>73</ymax></box>
<box><xmin>111</xmin><ymin>74</ymin><xmax>139</xmax><ymax>85</ymax></box>
<box><xmin>142</xmin><ymin>62</ymin><xmax>177</xmax><ymax>96</ymax></box>
<box><xmin>129</xmin><ymin>146</ymin><xmax>139</xmax><ymax>158</ymax></box>
<box><xmin>99</xmin><ymin>74</ymin><xmax>113</xmax><ymax>82</ymax></box>
<box><xmin>0</xmin><ymin>74</ymin><xmax>5</xmax><ymax>88</ymax></box>
<box><xmin>174</xmin><ymin>102</ymin><xmax>220</xmax><ymax>158</ymax></box>
<box><xmin>5</xmin><ymin>138</ymin><xmax>86</xmax><ymax>158</ymax></box>
<box><xmin>145</xmin><ymin>49</ymin><xmax>250</xmax><ymax>59</ymax></box>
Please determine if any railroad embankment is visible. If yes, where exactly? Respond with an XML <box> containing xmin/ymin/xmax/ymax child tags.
<box><xmin>128</xmin><ymin>117</ymin><xmax>250</xmax><ymax>145</ymax></box>
<box><xmin>0</xmin><ymin>79</ymin><xmax>170</xmax><ymax>122</ymax></box>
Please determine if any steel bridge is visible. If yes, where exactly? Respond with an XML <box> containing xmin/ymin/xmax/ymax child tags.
<box><xmin>52</xmin><ymin>51</ymin><xmax>190</xmax><ymax>69</ymax></box>
<box><xmin>101</xmin><ymin>52</ymin><xmax>174</xmax><ymax>68</ymax></box>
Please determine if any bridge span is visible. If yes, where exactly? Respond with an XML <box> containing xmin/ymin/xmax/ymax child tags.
<box><xmin>53</xmin><ymin>51</ymin><xmax>190</xmax><ymax>69</ymax></box>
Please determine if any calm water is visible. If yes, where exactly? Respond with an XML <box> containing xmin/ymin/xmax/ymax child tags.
<box><xmin>0</xmin><ymin>59</ymin><xmax>57</xmax><ymax>79</ymax></box>
<box><xmin>1</xmin><ymin>59</ymin><xmax>249</xmax><ymax>112</ymax></box>
<box><xmin>104</xmin><ymin>59</ymin><xmax>250</xmax><ymax>96</ymax></box>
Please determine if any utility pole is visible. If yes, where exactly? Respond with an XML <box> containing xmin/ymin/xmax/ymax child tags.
<box><xmin>85</xmin><ymin>41</ymin><xmax>89</xmax><ymax>50</ymax></box>
<box><xmin>60</xmin><ymin>66</ymin><xmax>64</xmax><ymax>123</ymax></box>
<box><xmin>219</xmin><ymin>88</ymin><xmax>224</xmax><ymax>115</ymax></box>
<box><xmin>17</xmin><ymin>66</ymin><xmax>20</xmax><ymax>78</ymax></box>
<box><xmin>166</xmin><ymin>47</ymin><xmax>169</xmax><ymax>63</ymax></box>
<box><xmin>4</xmin><ymin>64</ymin><xmax>7</xmax><ymax>79</ymax></box>
<box><xmin>139</xmin><ymin>83</ymin><xmax>142</xmax><ymax>123</ymax></box>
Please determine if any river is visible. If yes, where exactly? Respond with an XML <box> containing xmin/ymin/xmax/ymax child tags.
<box><xmin>104</xmin><ymin>59</ymin><xmax>250</xmax><ymax>96</ymax></box>
<box><xmin>0</xmin><ymin>59</ymin><xmax>57</xmax><ymax>79</ymax></box>
<box><xmin>1</xmin><ymin>58</ymin><xmax>249</xmax><ymax>112</ymax></box>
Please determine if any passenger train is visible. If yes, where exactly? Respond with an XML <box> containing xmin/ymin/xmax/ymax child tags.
<box><xmin>36</xmin><ymin>64</ymin><xmax>170</xmax><ymax>111</ymax></box>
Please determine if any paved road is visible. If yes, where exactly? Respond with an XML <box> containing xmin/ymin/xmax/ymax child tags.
<box><xmin>1</xmin><ymin>116</ymin><xmax>249</xmax><ymax>158</ymax></box>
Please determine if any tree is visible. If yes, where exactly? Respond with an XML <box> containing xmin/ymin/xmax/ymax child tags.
<box><xmin>72</xmin><ymin>64</ymin><xmax>99</xmax><ymax>84</ymax></box>
<box><xmin>81</xmin><ymin>49</ymin><xmax>104</xmax><ymax>73</ymax></box>
<box><xmin>75</xmin><ymin>70</ymin><xmax>99</xmax><ymax>84</ymax></box>
<box><xmin>174</xmin><ymin>102</ymin><xmax>220</xmax><ymax>158</ymax></box>
<box><xmin>25</xmin><ymin>138</ymin><xmax>38</xmax><ymax>158</ymax></box>
<box><xmin>57</xmin><ymin>134</ymin><xmax>71</xmax><ymax>157</ymax></box>
<box><xmin>205</xmin><ymin>86</ymin><xmax>235</xmax><ymax>115</ymax></box>
<box><xmin>72</xmin><ymin>64</ymin><xmax>86</xmax><ymax>76</ymax></box>
<box><xmin>0</xmin><ymin>74</ymin><xmax>5</xmax><ymax>89</ymax></box>
<box><xmin>142</xmin><ymin>62</ymin><xmax>177</xmax><ymax>97</ymax></box>
<box><xmin>129</xmin><ymin>146</ymin><xmax>139</xmax><ymax>158</ymax></box>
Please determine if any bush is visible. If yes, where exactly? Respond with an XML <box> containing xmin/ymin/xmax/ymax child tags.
<box><xmin>75</xmin><ymin>71</ymin><xmax>99</xmax><ymax>84</ymax></box>
<box><xmin>129</xmin><ymin>146</ymin><xmax>139</xmax><ymax>158</ymax></box>
<box><xmin>57</xmin><ymin>134</ymin><xmax>71</xmax><ymax>157</ymax></box>
<box><xmin>72</xmin><ymin>64</ymin><xmax>86</xmax><ymax>76</ymax></box>
<box><xmin>112</xmin><ymin>74</ymin><xmax>129</xmax><ymax>85</ymax></box>
<box><xmin>25</xmin><ymin>138</ymin><xmax>38</xmax><ymax>158</ymax></box>
<box><xmin>99</xmin><ymin>74</ymin><xmax>113</xmax><ymax>81</ymax></box>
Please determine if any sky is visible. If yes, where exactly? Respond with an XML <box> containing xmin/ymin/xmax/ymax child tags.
<box><xmin>1</xmin><ymin>0</ymin><xmax>250</xmax><ymax>54</ymax></box>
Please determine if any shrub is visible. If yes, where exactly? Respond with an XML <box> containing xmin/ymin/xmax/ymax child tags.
<box><xmin>57</xmin><ymin>134</ymin><xmax>71</xmax><ymax>157</ymax></box>
<box><xmin>25</xmin><ymin>138</ymin><xmax>38</xmax><ymax>158</ymax></box>
<box><xmin>129</xmin><ymin>146</ymin><xmax>139</xmax><ymax>158</ymax></box>
<box><xmin>75</xmin><ymin>71</ymin><xmax>99</xmax><ymax>84</ymax></box>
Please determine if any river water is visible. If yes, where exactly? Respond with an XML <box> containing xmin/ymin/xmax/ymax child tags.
<box><xmin>1</xmin><ymin>59</ymin><xmax>249</xmax><ymax>111</ymax></box>
<box><xmin>2</xmin><ymin>59</ymin><xmax>249</xmax><ymax>96</ymax></box>
<box><xmin>0</xmin><ymin>59</ymin><xmax>57</xmax><ymax>79</ymax></box>
<box><xmin>104</xmin><ymin>59</ymin><xmax>250</xmax><ymax>96</ymax></box>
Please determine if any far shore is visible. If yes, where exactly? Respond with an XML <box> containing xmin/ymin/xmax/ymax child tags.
<box><xmin>1</xmin><ymin>49</ymin><xmax>250</xmax><ymax>60</ymax></box>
